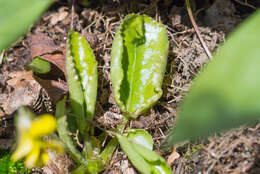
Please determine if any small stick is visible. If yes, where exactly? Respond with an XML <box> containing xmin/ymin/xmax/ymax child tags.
<box><xmin>185</xmin><ymin>0</ymin><xmax>213</xmax><ymax>60</ymax></box>
<box><xmin>233</xmin><ymin>0</ymin><xmax>256</xmax><ymax>10</ymax></box>
<box><xmin>70</xmin><ymin>0</ymin><xmax>75</xmax><ymax>30</ymax></box>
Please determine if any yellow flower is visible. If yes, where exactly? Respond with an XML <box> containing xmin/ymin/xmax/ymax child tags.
<box><xmin>11</xmin><ymin>108</ymin><xmax>64</xmax><ymax>168</ymax></box>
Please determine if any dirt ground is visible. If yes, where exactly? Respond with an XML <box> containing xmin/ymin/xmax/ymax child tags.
<box><xmin>0</xmin><ymin>0</ymin><xmax>260</xmax><ymax>173</ymax></box>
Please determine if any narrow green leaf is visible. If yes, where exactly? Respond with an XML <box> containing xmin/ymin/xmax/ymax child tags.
<box><xmin>26</xmin><ymin>57</ymin><xmax>51</xmax><ymax>74</ymax></box>
<box><xmin>66</xmin><ymin>35</ymin><xmax>86</xmax><ymax>133</ymax></box>
<box><xmin>111</xmin><ymin>14</ymin><xmax>169</xmax><ymax>118</ymax></box>
<box><xmin>116</xmin><ymin>134</ymin><xmax>152</xmax><ymax>174</ymax></box>
<box><xmin>117</xmin><ymin>133</ymin><xmax>172</xmax><ymax>174</ymax></box>
<box><xmin>56</xmin><ymin>97</ymin><xmax>86</xmax><ymax>164</ymax></box>
<box><xmin>68</xmin><ymin>30</ymin><xmax>98</xmax><ymax>121</ymax></box>
<box><xmin>164</xmin><ymin>10</ymin><xmax>260</xmax><ymax>146</ymax></box>
<box><xmin>100</xmin><ymin>137</ymin><xmax>118</xmax><ymax>165</ymax></box>
<box><xmin>0</xmin><ymin>0</ymin><xmax>52</xmax><ymax>51</ymax></box>
<box><xmin>133</xmin><ymin>144</ymin><xmax>172</xmax><ymax>174</ymax></box>
<box><xmin>127</xmin><ymin>129</ymin><xmax>153</xmax><ymax>150</ymax></box>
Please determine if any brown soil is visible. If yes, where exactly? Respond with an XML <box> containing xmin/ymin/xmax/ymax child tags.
<box><xmin>0</xmin><ymin>0</ymin><xmax>260</xmax><ymax>173</ymax></box>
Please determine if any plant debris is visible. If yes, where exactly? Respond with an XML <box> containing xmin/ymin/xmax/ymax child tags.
<box><xmin>0</xmin><ymin>0</ymin><xmax>259</xmax><ymax>173</ymax></box>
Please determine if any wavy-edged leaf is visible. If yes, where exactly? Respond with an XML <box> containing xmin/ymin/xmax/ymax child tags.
<box><xmin>111</xmin><ymin>14</ymin><xmax>169</xmax><ymax>118</ymax></box>
<box><xmin>0</xmin><ymin>0</ymin><xmax>52</xmax><ymax>51</ymax></box>
<box><xmin>164</xmin><ymin>10</ymin><xmax>260</xmax><ymax>147</ymax></box>
<box><xmin>127</xmin><ymin>129</ymin><xmax>153</xmax><ymax>150</ymax></box>
<box><xmin>56</xmin><ymin>97</ymin><xmax>86</xmax><ymax>164</ymax></box>
<box><xmin>66</xmin><ymin>37</ymin><xmax>85</xmax><ymax>133</ymax></box>
<box><xmin>67</xmin><ymin>31</ymin><xmax>98</xmax><ymax>121</ymax></box>
<box><xmin>116</xmin><ymin>133</ymin><xmax>172</xmax><ymax>174</ymax></box>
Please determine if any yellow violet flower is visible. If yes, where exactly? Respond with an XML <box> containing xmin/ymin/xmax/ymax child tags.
<box><xmin>11</xmin><ymin>107</ymin><xmax>64</xmax><ymax>168</ymax></box>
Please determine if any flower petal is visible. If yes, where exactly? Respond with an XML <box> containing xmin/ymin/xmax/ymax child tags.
<box><xmin>44</xmin><ymin>140</ymin><xmax>64</xmax><ymax>153</ymax></box>
<box><xmin>29</xmin><ymin>114</ymin><xmax>57</xmax><ymax>137</ymax></box>
<box><xmin>16</xmin><ymin>110</ymin><xmax>32</xmax><ymax>133</ymax></box>
<box><xmin>40</xmin><ymin>152</ymin><xmax>50</xmax><ymax>166</ymax></box>
<box><xmin>11</xmin><ymin>135</ymin><xmax>33</xmax><ymax>162</ymax></box>
<box><xmin>24</xmin><ymin>144</ymin><xmax>41</xmax><ymax>168</ymax></box>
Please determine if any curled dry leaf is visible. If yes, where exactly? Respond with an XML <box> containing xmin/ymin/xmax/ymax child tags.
<box><xmin>33</xmin><ymin>76</ymin><xmax>67</xmax><ymax>105</ymax></box>
<box><xmin>49</xmin><ymin>7</ymin><xmax>69</xmax><ymax>26</ymax></box>
<box><xmin>28</xmin><ymin>33</ymin><xmax>68</xmax><ymax>105</ymax></box>
<box><xmin>166</xmin><ymin>148</ymin><xmax>180</xmax><ymax>165</ymax></box>
<box><xmin>28</xmin><ymin>33</ymin><xmax>66</xmax><ymax>75</ymax></box>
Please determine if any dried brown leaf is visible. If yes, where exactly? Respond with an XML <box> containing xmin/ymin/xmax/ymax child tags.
<box><xmin>28</xmin><ymin>33</ymin><xmax>66</xmax><ymax>75</ymax></box>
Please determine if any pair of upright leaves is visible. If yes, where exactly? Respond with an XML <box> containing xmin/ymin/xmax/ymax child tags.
<box><xmin>64</xmin><ymin>14</ymin><xmax>171</xmax><ymax>173</ymax></box>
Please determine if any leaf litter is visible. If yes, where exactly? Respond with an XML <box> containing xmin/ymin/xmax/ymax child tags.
<box><xmin>0</xmin><ymin>0</ymin><xmax>259</xmax><ymax>173</ymax></box>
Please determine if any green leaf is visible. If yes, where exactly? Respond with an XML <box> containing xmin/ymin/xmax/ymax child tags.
<box><xmin>66</xmin><ymin>37</ymin><xmax>86</xmax><ymax>133</ymax></box>
<box><xmin>85</xmin><ymin>159</ymin><xmax>105</xmax><ymax>173</ymax></box>
<box><xmin>164</xmin><ymin>10</ymin><xmax>260</xmax><ymax>146</ymax></box>
<box><xmin>0</xmin><ymin>0</ymin><xmax>52</xmax><ymax>51</ymax></box>
<box><xmin>56</xmin><ymin>97</ymin><xmax>86</xmax><ymax>165</ymax></box>
<box><xmin>127</xmin><ymin>129</ymin><xmax>153</xmax><ymax>150</ymax></box>
<box><xmin>26</xmin><ymin>57</ymin><xmax>51</xmax><ymax>74</ymax></box>
<box><xmin>68</xmin><ymin>30</ymin><xmax>98</xmax><ymax>121</ymax></box>
<box><xmin>116</xmin><ymin>134</ymin><xmax>152</xmax><ymax>174</ymax></box>
<box><xmin>100</xmin><ymin>137</ymin><xmax>118</xmax><ymax>165</ymax></box>
<box><xmin>117</xmin><ymin>133</ymin><xmax>172</xmax><ymax>174</ymax></box>
<box><xmin>111</xmin><ymin>14</ymin><xmax>169</xmax><ymax>119</ymax></box>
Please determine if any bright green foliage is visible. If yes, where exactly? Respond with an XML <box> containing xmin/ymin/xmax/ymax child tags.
<box><xmin>0</xmin><ymin>0</ymin><xmax>52</xmax><ymax>51</ymax></box>
<box><xmin>66</xmin><ymin>36</ymin><xmax>86</xmax><ymax>133</ymax></box>
<box><xmin>26</xmin><ymin>57</ymin><xmax>51</xmax><ymax>74</ymax></box>
<box><xmin>0</xmin><ymin>150</ymin><xmax>28</xmax><ymax>174</ymax></box>
<box><xmin>66</xmin><ymin>30</ymin><xmax>98</xmax><ymax>133</ymax></box>
<box><xmin>164</xmin><ymin>10</ymin><xmax>260</xmax><ymax>146</ymax></box>
<box><xmin>68</xmin><ymin>31</ymin><xmax>98</xmax><ymax>122</ymax></box>
<box><xmin>100</xmin><ymin>138</ymin><xmax>118</xmax><ymax>165</ymax></box>
<box><xmin>111</xmin><ymin>14</ymin><xmax>169</xmax><ymax>119</ymax></box>
<box><xmin>56</xmin><ymin>97</ymin><xmax>86</xmax><ymax>165</ymax></box>
<box><xmin>56</xmin><ymin>97</ymin><xmax>105</xmax><ymax>173</ymax></box>
<box><xmin>117</xmin><ymin>131</ymin><xmax>172</xmax><ymax>174</ymax></box>
<box><xmin>127</xmin><ymin>129</ymin><xmax>153</xmax><ymax>150</ymax></box>
<box><xmin>65</xmin><ymin>31</ymin><xmax>104</xmax><ymax>173</ymax></box>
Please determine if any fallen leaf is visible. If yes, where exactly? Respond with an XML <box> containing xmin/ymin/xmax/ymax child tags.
<box><xmin>28</xmin><ymin>33</ymin><xmax>66</xmax><ymax>75</ymax></box>
<box><xmin>49</xmin><ymin>7</ymin><xmax>69</xmax><ymax>25</ymax></box>
<box><xmin>28</xmin><ymin>33</ymin><xmax>59</xmax><ymax>57</ymax></box>
<box><xmin>34</xmin><ymin>75</ymin><xmax>67</xmax><ymax>104</ymax></box>
<box><xmin>166</xmin><ymin>147</ymin><xmax>180</xmax><ymax>165</ymax></box>
<box><xmin>2</xmin><ymin>71</ymin><xmax>42</xmax><ymax>115</ymax></box>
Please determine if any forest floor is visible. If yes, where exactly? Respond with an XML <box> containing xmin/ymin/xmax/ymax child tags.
<box><xmin>0</xmin><ymin>0</ymin><xmax>260</xmax><ymax>173</ymax></box>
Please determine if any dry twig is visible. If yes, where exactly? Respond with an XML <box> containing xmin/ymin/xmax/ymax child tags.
<box><xmin>185</xmin><ymin>0</ymin><xmax>213</xmax><ymax>60</ymax></box>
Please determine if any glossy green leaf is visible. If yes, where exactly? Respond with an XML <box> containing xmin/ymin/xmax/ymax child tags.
<box><xmin>0</xmin><ymin>0</ymin><xmax>52</xmax><ymax>51</ymax></box>
<box><xmin>66</xmin><ymin>37</ymin><xmax>86</xmax><ymax>133</ymax></box>
<box><xmin>116</xmin><ymin>133</ymin><xmax>172</xmax><ymax>174</ymax></box>
<box><xmin>127</xmin><ymin>129</ymin><xmax>153</xmax><ymax>150</ymax></box>
<box><xmin>116</xmin><ymin>134</ymin><xmax>152</xmax><ymax>174</ymax></box>
<box><xmin>67</xmin><ymin>30</ymin><xmax>98</xmax><ymax>121</ymax></box>
<box><xmin>56</xmin><ymin>97</ymin><xmax>86</xmax><ymax>164</ymax></box>
<box><xmin>164</xmin><ymin>10</ymin><xmax>260</xmax><ymax>146</ymax></box>
<box><xmin>26</xmin><ymin>57</ymin><xmax>51</xmax><ymax>74</ymax></box>
<box><xmin>133</xmin><ymin>144</ymin><xmax>172</xmax><ymax>174</ymax></box>
<box><xmin>111</xmin><ymin>14</ymin><xmax>169</xmax><ymax>119</ymax></box>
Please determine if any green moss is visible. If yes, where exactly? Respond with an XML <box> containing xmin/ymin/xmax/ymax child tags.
<box><xmin>0</xmin><ymin>150</ymin><xmax>29</xmax><ymax>174</ymax></box>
